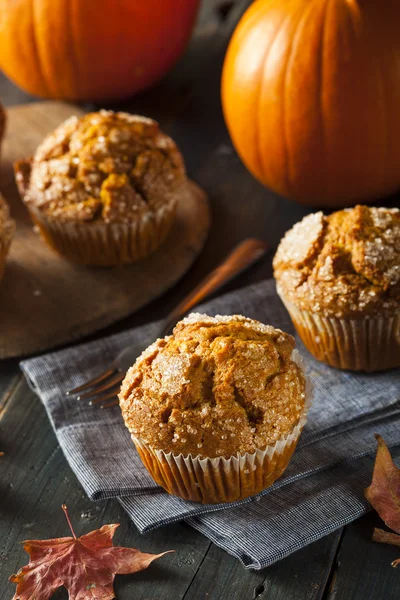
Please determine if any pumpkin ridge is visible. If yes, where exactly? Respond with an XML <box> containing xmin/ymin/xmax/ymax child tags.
<box><xmin>256</xmin><ymin>5</ymin><xmax>289</xmax><ymax>187</ymax></box>
<box><xmin>280</xmin><ymin>0</ymin><xmax>319</xmax><ymax>197</ymax></box>
<box><xmin>30</xmin><ymin>0</ymin><xmax>50</xmax><ymax>97</ymax></box>
<box><xmin>67</xmin><ymin>0</ymin><xmax>80</xmax><ymax>98</ymax></box>
<box><xmin>316</xmin><ymin>0</ymin><xmax>332</xmax><ymax>191</ymax></box>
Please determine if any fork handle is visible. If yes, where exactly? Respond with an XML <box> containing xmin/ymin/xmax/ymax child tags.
<box><xmin>159</xmin><ymin>238</ymin><xmax>268</xmax><ymax>337</ymax></box>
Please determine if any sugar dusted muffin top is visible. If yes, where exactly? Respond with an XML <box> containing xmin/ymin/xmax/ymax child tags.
<box><xmin>0</xmin><ymin>194</ymin><xmax>15</xmax><ymax>249</ymax></box>
<box><xmin>119</xmin><ymin>314</ymin><xmax>306</xmax><ymax>458</ymax></box>
<box><xmin>273</xmin><ymin>206</ymin><xmax>400</xmax><ymax>318</ymax></box>
<box><xmin>14</xmin><ymin>110</ymin><xmax>185</xmax><ymax>224</ymax></box>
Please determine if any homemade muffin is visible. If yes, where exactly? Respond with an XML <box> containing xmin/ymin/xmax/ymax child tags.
<box><xmin>14</xmin><ymin>110</ymin><xmax>186</xmax><ymax>265</ymax></box>
<box><xmin>0</xmin><ymin>194</ymin><xmax>15</xmax><ymax>282</ymax></box>
<box><xmin>119</xmin><ymin>313</ymin><xmax>310</xmax><ymax>504</ymax></box>
<box><xmin>273</xmin><ymin>206</ymin><xmax>400</xmax><ymax>371</ymax></box>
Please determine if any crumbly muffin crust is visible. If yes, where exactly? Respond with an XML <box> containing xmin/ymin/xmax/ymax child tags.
<box><xmin>14</xmin><ymin>110</ymin><xmax>185</xmax><ymax>224</ymax></box>
<box><xmin>273</xmin><ymin>206</ymin><xmax>400</xmax><ymax>318</ymax></box>
<box><xmin>0</xmin><ymin>194</ymin><xmax>15</xmax><ymax>249</ymax></box>
<box><xmin>119</xmin><ymin>314</ymin><xmax>306</xmax><ymax>458</ymax></box>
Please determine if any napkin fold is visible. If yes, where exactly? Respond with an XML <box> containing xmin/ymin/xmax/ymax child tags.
<box><xmin>21</xmin><ymin>279</ymin><xmax>400</xmax><ymax>569</ymax></box>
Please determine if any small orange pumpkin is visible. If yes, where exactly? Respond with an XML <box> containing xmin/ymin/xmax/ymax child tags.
<box><xmin>0</xmin><ymin>0</ymin><xmax>200</xmax><ymax>102</ymax></box>
<box><xmin>222</xmin><ymin>0</ymin><xmax>400</xmax><ymax>206</ymax></box>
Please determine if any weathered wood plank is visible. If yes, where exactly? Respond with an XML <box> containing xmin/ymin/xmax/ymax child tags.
<box><xmin>0</xmin><ymin>380</ymin><xmax>212</xmax><ymax>600</ymax></box>
<box><xmin>181</xmin><ymin>529</ymin><xmax>342</xmax><ymax>600</ymax></box>
<box><xmin>325</xmin><ymin>504</ymin><xmax>400</xmax><ymax>600</ymax></box>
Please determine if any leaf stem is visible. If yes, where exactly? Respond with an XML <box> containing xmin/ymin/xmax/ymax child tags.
<box><xmin>372</xmin><ymin>528</ymin><xmax>400</xmax><ymax>548</ymax></box>
<box><xmin>62</xmin><ymin>504</ymin><xmax>77</xmax><ymax>539</ymax></box>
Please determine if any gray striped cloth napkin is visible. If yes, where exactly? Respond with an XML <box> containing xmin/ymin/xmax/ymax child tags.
<box><xmin>20</xmin><ymin>279</ymin><xmax>400</xmax><ymax>569</ymax></box>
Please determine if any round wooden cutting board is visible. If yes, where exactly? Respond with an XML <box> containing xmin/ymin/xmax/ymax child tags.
<box><xmin>0</xmin><ymin>102</ymin><xmax>210</xmax><ymax>359</ymax></box>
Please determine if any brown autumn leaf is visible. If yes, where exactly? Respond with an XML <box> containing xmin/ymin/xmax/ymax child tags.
<box><xmin>365</xmin><ymin>434</ymin><xmax>400</xmax><ymax>567</ymax></box>
<box><xmin>365</xmin><ymin>434</ymin><xmax>400</xmax><ymax>534</ymax></box>
<box><xmin>10</xmin><ymin>505</ymin><xmax>173</xmax><ymax>599</ymax></box>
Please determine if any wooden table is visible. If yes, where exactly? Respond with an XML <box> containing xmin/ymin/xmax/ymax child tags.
<box><xmin>1</xmin><ymin>2</ymin><xmax>399</xmax><ymax>598</ymax></box>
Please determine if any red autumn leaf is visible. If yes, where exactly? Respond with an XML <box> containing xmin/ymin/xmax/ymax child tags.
<box><xmin>365</xmin><ymin>434</ymin><xmax>400</xmax><ymax>534</ymax></box>
<box><xmin>10</xmin><ymin>505</ymin><xmax>173</xmax><ymax>600</ymax></box>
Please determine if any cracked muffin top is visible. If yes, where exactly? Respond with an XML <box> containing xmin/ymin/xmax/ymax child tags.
<box><xmin>273</xmin><ymin>206</ymin><xmax>400</xmax><ymax>318</ymax></box>
<box><xmin>0</xmin><ymin>194</ymin><xmax>15</xmax><ymax>249</ymax></box>
<box><xmin>14</xmin><ymin>110</ymin><xmax>185</xmax><ymax>224</ymax></box>
<box><xmin>119</xmin><ymin>314</ymin><xmax>306</xmax><ymax>458</ymax></box>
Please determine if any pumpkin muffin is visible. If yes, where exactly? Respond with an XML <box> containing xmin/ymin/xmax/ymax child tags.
<box><xmin>119</xmin><ymin>313</ymin><xmax>310</xmax><ymax>504</ymax></box>
<box><xmin>14</xmin><ymin>110</ymin><xmax>186</xmax><ymax>265</ymax></box>
<box><xmin>0</xmin><ymin>194</ymin><xmax>15</xmax><ymax>282</ymax></box>
<box><xmin>273</xmin><ymin>206</ymin><xmax>400</xmax><ymax>371</ymax></box>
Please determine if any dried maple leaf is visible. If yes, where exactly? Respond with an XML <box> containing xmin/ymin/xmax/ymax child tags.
<box><xmin>365</xmin><ymin>434</ymin><xmax>400</xmax><ymax>567</ymax></box>
<box><xmin>365</xmin><ymin>435</ymin><xmax>400</xmax><ymax>534</ymax></box>
<box><xmin>10</xmin><ymin>505</ymin><xmax>172</xmax><ymax>599</ymax></box>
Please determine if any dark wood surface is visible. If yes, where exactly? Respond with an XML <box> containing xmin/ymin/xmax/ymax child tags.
<box><xmin>0</xmin><ymin>102</ymin><xmax>209</xmax><ymax>358</ymax></box>
<box><xmin>1</xmin><ymin>1</ymin><xmax>399</xmax><ymax>598</ymax></box>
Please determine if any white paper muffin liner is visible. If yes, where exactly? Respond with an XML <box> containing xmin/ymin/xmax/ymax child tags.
<box><xmin>277</xmin><ymin>287</ymin><xmax>400</xmax><ymax>372</ymax></box>
<box><xmin>132</xmin><ymin>351</ymin><xmax>313</xmax><ymax>504</ymax></box>
<box><xmin>27</xmin><ymin>201</ymin><xmax>176</xmax><ymax>266</ymax></box>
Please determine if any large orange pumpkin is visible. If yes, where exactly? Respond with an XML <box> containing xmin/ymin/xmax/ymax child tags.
<box><xmin>0</xmin><ymin>0</ymin><xmax>200</xmax><ymax>101</ymax></box>
<box><xmin>222</xmin><ymin>0</ymin><xmax>400</xmax><ymax>206</ymax></box>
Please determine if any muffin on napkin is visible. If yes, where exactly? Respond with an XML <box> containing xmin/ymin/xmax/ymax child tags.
<box><xmin>0</xmin><ymin>194</ymin><xmax>15</xmax><ymax>282</ymax></box>
<box><xmin>119</xmin><ymin>313</ymin><xmax>311</xmax><ymax>504</ymax></box>
<box><xmin>14</xmin><ymin>110</ymin><xmax>186</xmax><ymax>265</ymax></box>
<box><xmin>273</xmin><ymin>205</ymin><xmax>400</xmax><ymax>372</ymax></box>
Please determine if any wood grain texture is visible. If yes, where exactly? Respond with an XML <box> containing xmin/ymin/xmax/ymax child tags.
<box><xmin>326</xmin><ymin>507</ymin><xmax>400</xmax><ymax>600</ymax></box>
<box><xmin>181</xmin><ymin>529</ymin><xmax>342</xmax><ymax>600</ymax></box>
<box><xmin>0</xmin><ymin>375</ymin><xmax>345</xmax><ymax>600</ymax></box>
<box><xmin>0</xmin><ymin>379</ymin><xmax>212</xmax><ymax>600</ymax></box>
<box><xmin>0</xmin><ymin>102</ymin><xmax>210</xmax><ymax>358</ymax></box>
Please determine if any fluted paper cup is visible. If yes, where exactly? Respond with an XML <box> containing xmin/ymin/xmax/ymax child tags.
<box><xmin>27</xmin><ymin>202</ymin><xmax>176</xmax><ymax>266</ymax></box>
<box><xmin>132</xmin><ymin>353</ymin><xmax>312</xmax><ymax>504</ymax></box>
<box><xmin>277</xmin><ymin>287</ymin><xmax>400</xmax><ymax>372</ymax></box>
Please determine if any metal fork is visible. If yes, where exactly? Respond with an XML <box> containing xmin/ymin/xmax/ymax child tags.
<box><xmin>66</xmin><ymin>238</ymin><xmax>268</xmax><ymax>408</ymax></box>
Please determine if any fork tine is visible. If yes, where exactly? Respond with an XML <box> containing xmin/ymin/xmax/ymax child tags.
<box><xmin>76</xmin><ymin>372</ymin><xmax>125</xmax><ymax>400</ymax></box>
<box><xmin>89</xmin><ymin>387</ymin><xmax>121</xmax><ymax>406</ymax></box>
<box><xmin>101</xmin><ymin>400</ymin><xmax>119</xmax><ymax>409</ymax></box>
<box><xmin>67</xmin><ymin>368</ymin><xmax>116</xmax><ymax>395</ymax></box>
